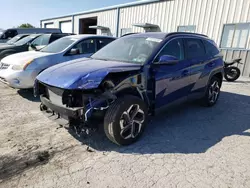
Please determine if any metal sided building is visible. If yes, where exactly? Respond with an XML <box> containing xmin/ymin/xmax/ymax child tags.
<box><xmin>41</xmin><ymin>0</ymin><xmax>250</xmax><ymax>77</ymax></box>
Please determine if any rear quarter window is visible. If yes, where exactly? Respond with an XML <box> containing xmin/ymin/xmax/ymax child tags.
<box><xmin>203</xmin><ymin>40</ymin><xmax>220</xmax><ymax>56</ymax></box>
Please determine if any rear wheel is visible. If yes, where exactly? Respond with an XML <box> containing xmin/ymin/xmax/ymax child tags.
<box><xmin>104</xmin><ymin>95</ymin><xmax>148</xmax><ymax>146</ymax></box>
<box><xmin>201</xmin><ymin>76</ymin><xmax>221</xmax><ymax>107</ymax></box>
<box><xmin>224</xmin><ymin>67</ymin><xmax>240</xmax><ymax>82</ymax></box>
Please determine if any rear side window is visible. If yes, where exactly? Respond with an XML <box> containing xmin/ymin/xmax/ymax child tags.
<box><xmin>97</xmin><ymin>38</ymin><xmax>115</xmax><ymax>50</ymax></box>
<box><xmin>203</xmin><ymin>40</ymin><xmax>220</xmax><ymax>56</ymax></box>
<box><xmin>184</xmin><ymin>38</ymin><xmax>206</xmax><ymax>59</ymax></box>
<box><xmin>50</xmin><ymin>35</ymin><xmax>65</xmax><ymax>43</ymax></box>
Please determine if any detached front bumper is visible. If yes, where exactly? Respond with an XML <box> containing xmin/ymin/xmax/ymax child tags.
<box><xmin>40</xmin><ymin>95</ymin><xmax>85</xmax><ymax>119</ymax></box>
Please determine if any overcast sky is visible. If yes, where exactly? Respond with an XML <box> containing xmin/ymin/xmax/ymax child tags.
<box><xmin>0</xmin><ymin>0</ymin><xmax>137</xmax><ymax>29</ymax></box>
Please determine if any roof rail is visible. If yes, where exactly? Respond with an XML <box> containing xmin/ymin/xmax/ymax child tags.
<box><xmin>166</xmin><ymin>32</ymin><xmax>208</xmax><ymax>38</ymax></box>
<box><xmin>120</xmin><ymin>32</ymin><xmax>140</xmax><ymax>37</ymax></box>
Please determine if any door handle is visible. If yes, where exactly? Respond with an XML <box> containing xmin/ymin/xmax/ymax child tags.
<box><xmin>182</xmin><ymin>70</ymin><xmax>189</xmax><ymax>76</ymax></box>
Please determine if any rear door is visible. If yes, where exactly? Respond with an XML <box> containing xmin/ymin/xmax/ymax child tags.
<box><xmin>153</xmin><ymin>38</ymin><xmax>192</xmax><ymax>108</ymax></box>
<box><xmin>183</xmin><ymin>38</ymin><xmax>207</xmax><ymax>98</ymax></box>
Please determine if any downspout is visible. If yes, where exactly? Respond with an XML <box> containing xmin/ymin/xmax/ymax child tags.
<box><xmin>72</xmin><ymin>15</ymin><xmax>75</xmax><ymax>34</ymax></box>
<box><xmin>116</xmin><ymin>7</ymin><xmax>120</xmax><ymax>37</ymax></box>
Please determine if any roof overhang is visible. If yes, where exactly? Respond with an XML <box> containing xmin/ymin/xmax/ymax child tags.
<box><xmin>89</xmin><ymin>25</ymin><xmax>109</xmax><ymax>30</ymax></box>
<box><xmin>133</xmin><ymin>23</ymin><xmax>159</xmax><ymax>28</ymax></box>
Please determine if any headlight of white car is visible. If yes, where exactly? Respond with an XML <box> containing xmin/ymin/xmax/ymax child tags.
<box><xmin>12</xmin><ymin>60</ymin><xmax>33</xmax><ymax>70</ymax></box>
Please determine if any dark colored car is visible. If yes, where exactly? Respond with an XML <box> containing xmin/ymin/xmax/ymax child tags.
<box><xmin>0</xmin><ymin>33</ymin><xmax>72</xmax><ymax>60</ymax></box>
<box><xmin>0</xmin><ymin>34</ymin><xmax>30</xmax><ymax>45</ymax></box>
<box><xmin>35</xmin><ymin>32</ymin><xmax>224</xmax><ymax>146</ymax></box>
<box><xmin>0</xmin><ymin>28</ymin><xmax>62</xmax><ymax>43</ymax></box>
<box><xmin>0</xmin><ymin>34</ymin><xmax>42</xmax><ymax>60</ymax></box>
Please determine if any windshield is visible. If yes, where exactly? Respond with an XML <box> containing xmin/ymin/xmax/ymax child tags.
<box><xmin>92</xmin><ymin>36</ymin><xmax>162</xmax><ymax>64</ymax></box>
<box><xmin>40</xmin><ymin>37</ymin><xmax>77</xmax><ymax>53</ymax></box>
<box><xmin>15</xmin><ymin>35</ymin><xmax>38</xmax><ymax>46</ymax></box>
<box><xmin>7</xmin><ymin>35</ymin><xmax>24</xmax><ymax>44</ymax></box>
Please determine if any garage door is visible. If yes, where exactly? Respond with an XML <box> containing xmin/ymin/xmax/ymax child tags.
<box><xmin>45</xmin><ymin>23</ymin><xmax>54</xmax><ymax>28</ymax></box>
<box><xmin>60</xmin><ymin>21</ymin><xmax>72</xmax><ymax>33</ymax></box>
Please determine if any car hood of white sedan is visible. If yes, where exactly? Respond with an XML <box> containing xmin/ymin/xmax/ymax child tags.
<box><xmin>1</xmin><ymin>51</ymin><xmax>53</xmax><ymax>66</ymax></box>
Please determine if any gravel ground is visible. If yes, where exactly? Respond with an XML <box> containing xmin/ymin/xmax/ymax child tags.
<box><xmin>0</xmin><ymin>78</ymin><xmax>250</xmax><ymax>188</ymax></box>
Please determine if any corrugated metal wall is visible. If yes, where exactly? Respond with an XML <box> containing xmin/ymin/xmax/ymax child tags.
<box><xmin>73</xmin><ymin>9</ymin><xmax>117</xmax><ymax>36</ymax></box>
<box><xmin>119</xmin><ymin>0</ymin><xmax>250</xmax><ymax>48</ymax></box>
<box><xmin>41</xmin><ymin>0</ymin><xmax>250</xmax><ymax>76</ymax></box>
<box><xmin>42</xmin><ymin>17</ymin><xmax>73</xmax><ymax>29</ymax></box>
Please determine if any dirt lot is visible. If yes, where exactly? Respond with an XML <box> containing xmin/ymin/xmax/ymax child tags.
<box><xmin>0</xmin><ymin>78</ymin><xmax>250</xmax><ymax>188</ymax></box>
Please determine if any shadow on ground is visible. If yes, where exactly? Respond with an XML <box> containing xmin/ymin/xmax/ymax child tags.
<box><xmin>17</xmin><ymin>89</ymin><xmax>40</xmax><ymax>102</ymax></box>
<box><xmin>68</xmin><ymin>91</ymin><xmax>250</xmax><ymax>154</ymax></box>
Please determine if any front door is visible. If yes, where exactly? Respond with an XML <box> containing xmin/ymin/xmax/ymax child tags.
<box><xmin>65</xmin><ymin>38</ymin><xmax>97</xmax><ymax>61</ymax></box>
<box><xmin>153</xmin><ymin>38</ymin><xmax>191</xmax><ymax>109</ymax></box>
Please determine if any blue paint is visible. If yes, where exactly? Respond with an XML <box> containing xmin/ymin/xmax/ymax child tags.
<box><xmin>37</xmin><ymin>32</ymin><xmax>224</xmax><ymax>112</ymax></box>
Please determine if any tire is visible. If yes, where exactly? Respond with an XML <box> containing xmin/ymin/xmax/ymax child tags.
<box><xmin>104</xmin><ymin>95</ymin><xmax>148</xmax><ymax>146</ymax></box>
<box><xmin>201</xmin><ymin>76</ymin><xmax>222</xmax><ymax>107</ymax></box>
<box><xmin>224</xmin><ymin>67</ymin><xmax>240</xmax><ymax>82</ymax></box>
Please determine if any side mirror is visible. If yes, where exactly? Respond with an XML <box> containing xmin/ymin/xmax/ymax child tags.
<box><xmin>157</xmin><ymin>55</ymin><xmax>179</xmax><ymax>65</ymax></box>
<box><xmin>68</xmin><ymin>48</ymin><xmax>80</xmax><ymax>55</ymax></box>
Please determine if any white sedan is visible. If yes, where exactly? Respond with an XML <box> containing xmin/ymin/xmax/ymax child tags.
<box><xmin>0</xmin><ymin>35</ymin><xmax>115</xmax><ymax>89</ymax></box>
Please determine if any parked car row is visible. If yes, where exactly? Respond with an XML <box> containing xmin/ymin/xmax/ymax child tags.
<box><xmin>0</xmin><ymin>35</ymin><xmax>115</xmax><ymax>88</ymax></box>
<box><xmin>0</xmin><ymin>32</ymin><xmax>224</xmax><ymax>146</ymax></box>
<box><xmin>0</xmin><ymin>28</ymin><xmax>62</xmax><ymax>43</ymax></box>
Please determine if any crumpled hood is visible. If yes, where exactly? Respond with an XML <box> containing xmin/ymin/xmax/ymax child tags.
<box><xmin>1</xmin><ymin>51</ymin><xmax>53</xmax><ymax>66</ymax></box>
<box><xmin>37</xmin><ymin>58</ymin><xmax>142</xmax><ymax>89</ymax></box>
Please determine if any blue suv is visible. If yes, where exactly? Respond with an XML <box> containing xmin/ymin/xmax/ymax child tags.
<box><xmin>35</xmin><ymin>32</ymin><xmax>224</xmax><ymax>146</ymax></box>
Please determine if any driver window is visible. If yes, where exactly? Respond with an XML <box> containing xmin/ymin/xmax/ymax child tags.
<box><xmin>72</xmin><ymin>39</ymin><xmax>97</xmax><ymax>54</ymax></box>
<box><xmin>156</xmin><ymin>39</ymin><xmax>184</xmax><ymax>61</ymax></box>
<box><xmin>31</xmin><ymin>37</ymin><xmax>43</xmax><ymax>46</ymax></box>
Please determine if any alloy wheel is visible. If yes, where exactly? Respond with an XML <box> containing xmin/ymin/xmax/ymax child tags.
<box><xmin>119</xmin><ymin>104</ymin><xmax>145</xmax><ymax>140</ymax></box>
<box><xmin>208</xmin><ymin>80</ymin><xmax>220</xmax><ymax>103</ymax></box>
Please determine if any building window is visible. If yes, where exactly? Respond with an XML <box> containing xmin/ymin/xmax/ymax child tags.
<box><xmin>177</xmin><ymin>25</ymin><xmax>196</xmax><ymax>33</ymax></box>
<box><xmin>220</xmin><ymin>23</ymin><xmax>250</xmax><ymax>48</ymax></box>
<box><xmin>120</xmin><ymin>28</ymin><xmax>132</xmax><ymax>36</ymax></box>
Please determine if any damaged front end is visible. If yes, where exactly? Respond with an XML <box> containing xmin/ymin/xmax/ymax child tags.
<box><xmin>35</xmin><ymin>79</ymin><xmax>117</xmax><ymax>135</ymax></box>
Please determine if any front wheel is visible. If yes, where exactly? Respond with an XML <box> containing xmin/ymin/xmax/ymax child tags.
<box><xmin>224</xmin><ymin>66</ymin><xmax>240</xmax><ymax>82</ymax></box>
<box><xmin>104</xmin><ymin>95</ymin><xmax>148</xmax><ymax>146</ymax></box>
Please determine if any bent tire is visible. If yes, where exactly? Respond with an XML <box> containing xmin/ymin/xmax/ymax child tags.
<box><xmin>224</xmin><ymin>67</ymin><xmax>240</xmax><ymax>82</ymax></box>
<box><xmin>104</xmin><ymin>95</ymin><xmax>148</xmax><ymax>146</ymax></box>
<box><xmin>201</xmin><ymin>76</ymin><xmax>221</xmax><ymax>107</ymax></box>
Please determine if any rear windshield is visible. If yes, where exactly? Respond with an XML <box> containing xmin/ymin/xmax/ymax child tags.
<box><xmin>40</xmin><ymin>37</ymin><xmax>77</xmax><ymax>53</ymax></box>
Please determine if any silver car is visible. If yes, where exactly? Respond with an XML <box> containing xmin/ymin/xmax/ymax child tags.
<box><xmin>0</xmin><ymin>35</ymin><xmax>115</xmax><ymax>89</ymax></box>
